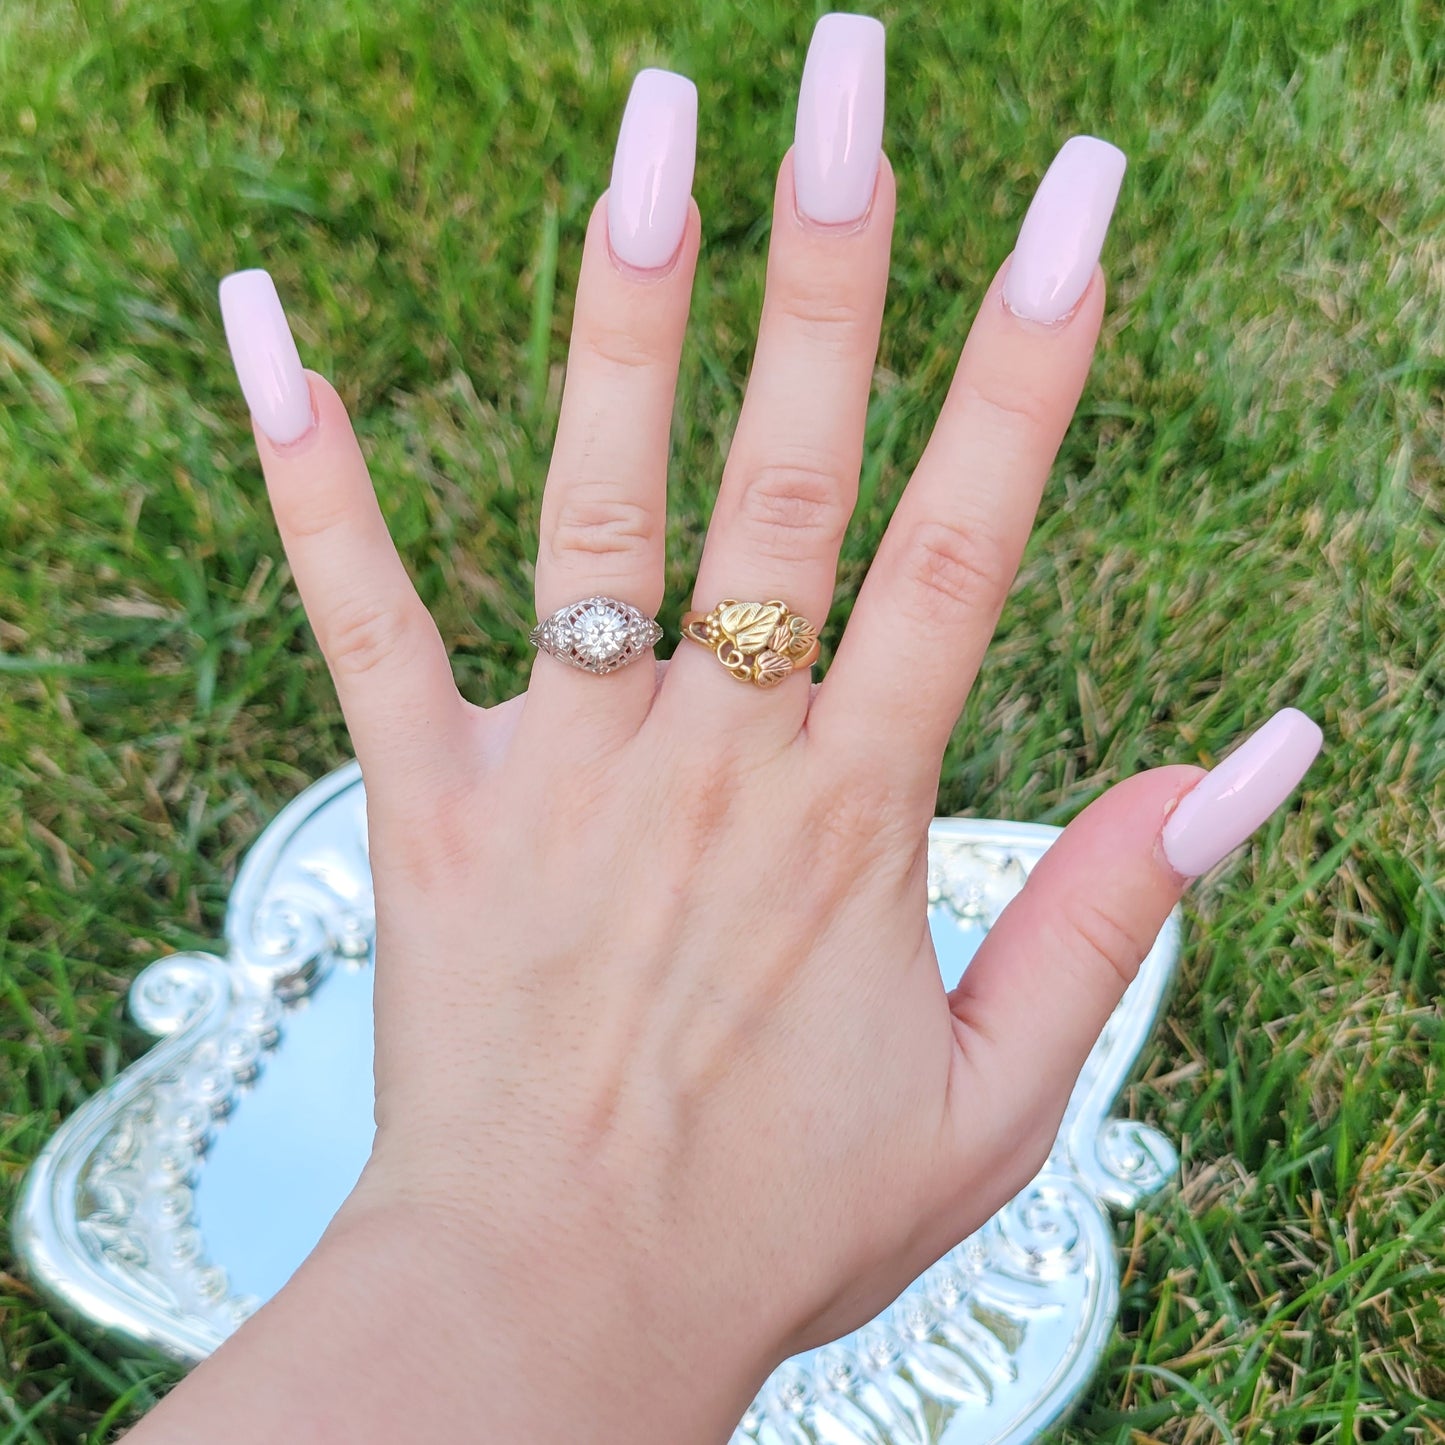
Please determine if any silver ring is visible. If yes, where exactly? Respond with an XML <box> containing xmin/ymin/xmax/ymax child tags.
<box><xmin>529</xmin><ymin>595</ymin><xmax>663</xmax><ymax>675</ymax></box>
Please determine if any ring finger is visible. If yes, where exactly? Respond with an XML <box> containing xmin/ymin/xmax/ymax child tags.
<box><xmin>662</xmin><ymin>14</ymin><xmax>892</xmax><ymax>733</ymax></box>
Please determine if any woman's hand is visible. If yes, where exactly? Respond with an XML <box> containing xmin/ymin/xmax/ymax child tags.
<box><xmin>136</xmin><ymin>16</ymin><xmax>1320</xmax><ymax>1443</ymax></box>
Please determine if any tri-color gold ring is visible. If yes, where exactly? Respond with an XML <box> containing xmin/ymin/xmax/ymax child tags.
<box><xmin>681</xmin><ymin>599</ymin><xmax>821</xmax><ymax>688</ymax></box>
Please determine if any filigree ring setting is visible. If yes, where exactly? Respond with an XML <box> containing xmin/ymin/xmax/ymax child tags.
<box><xmin>681</xmin><ymin>599</ymin><xmax>821</xmax><ymax>688</ymax></box>
<box><xmin>530</xmin><ymin>596</ymin><xmax>663</xmax><ymax>675</ymax></box>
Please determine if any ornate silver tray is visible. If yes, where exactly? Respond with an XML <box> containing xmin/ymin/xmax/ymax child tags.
<box><xmin>14</xmin><ymin>763</ymin><xmax>1180</xmax><ymax>1442</ymax></box>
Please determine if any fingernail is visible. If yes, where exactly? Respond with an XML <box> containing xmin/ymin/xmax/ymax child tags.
<box><xmin>793</xmin><ymin>13</ymin><xmax>885</xmax><ymax>226</ymax></box>
<box><xmin>1003</xmin><ymin>135</ymin><xmax>1127</xmax><ymax>324</ymax></box>
<box><xmin>217</xmin><ymin>269</ymin><xmax>313</xmax><ymax>445</ymax></box>
<box><xmin>1161</xmin><ymin>708</ymin><xmax>1324</xmax><ymax>877</ymax></box>
<box><xmin>607</xmin><ymin>68</ymin><xmax>697</xmax><ymax>272</ymax></box>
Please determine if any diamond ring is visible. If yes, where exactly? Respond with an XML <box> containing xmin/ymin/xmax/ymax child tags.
<box><xmin>681</xmin><ymin>599</ymin><xmax>820</xmax><ymax>688</ymax></box>
<box><xmin>529</xmin><ymin>596</ymin><xmax>663</xmax><ymax>675</ymax></box>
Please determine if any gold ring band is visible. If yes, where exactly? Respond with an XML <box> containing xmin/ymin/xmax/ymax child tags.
<box><xmin>681</xmin><ymin>599</ymin><xmax>821</xmax><ymax>688</ymax></box>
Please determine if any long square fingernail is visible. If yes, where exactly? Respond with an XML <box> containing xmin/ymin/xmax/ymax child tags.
<box><xmin>793</xmin><ymin>13</ymin><xmax>885</xmax><ymax>226</ymax></box>
<box><xmin>1003</xmin><ymin>135</ymin><xmax>1127</xmax><ymax>324</ymax></box>
<box><xmin>1161</xmin><ymin>708</ymin><xmax>1324</xmax><ymax>877</ymax></box>
<box><xmin>217</xmin><ymin>269</ymin><xmax>313</xmax><ymax>445</ymax></box>
<box><xmin>607</xmin><ymin>68</ymin><xmax>697</xmax><ymax>272</ymax></box>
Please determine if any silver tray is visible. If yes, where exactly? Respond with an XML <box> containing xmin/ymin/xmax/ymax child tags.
<box><xmin>15</xmin><ymin>762</ymin><xmax>1180</xmax><ymax>1443</ymax></box>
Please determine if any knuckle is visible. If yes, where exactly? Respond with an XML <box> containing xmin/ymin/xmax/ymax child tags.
<box><xmin>579</xmin><ymin>316</ymin><xmax>668</xmax><ymax>373</ymax></box>
<box><xmin>661</xmin><ymin>752</ymin><xmax>745</xmax><ymax>877</ymax></box>
<box><xmin>795</xmin><ymin>760</ymin><xmax>923</xmax><ymax>904</ymax></box>
<box><xmin>548</xmin><ymin>485</ymin><xmax>655</xmax><ymax>564</ymax></box>
<box><xmin>954</xmin><ymin>374</ymin><xmax>1054</xmax><ymax>435</ymax></box>
<box><xmin>805</xmin><ymin>790</ymin><xmax>887</xmax><ymax>881</ymax></box>
<box><xmin>734</xmin><ymin>458</ymin><xmax>850</xmax><ymax>555</ymax></box>
<box><xmin>897</xmin><ymin>516</ymin><xmax>1014</xmax><ymax>621</ymax></box>
<box><xmin>375</xmin><ymin>790</ymin><xmax>478</xmax><ymax>888</ymax></box>
<box><xmin>772</xmin><ymin>270</ymin><xmax>868</xmax><ymax>341</ymax></box>
<box><xmin>279</xmin><ymin>490</ymin><xmax>352</xmax><ymax>544</ymax></box>
<box><xmin>1065</xmin><ymin>896</ymin><xmax>1153</xmax><ymax>992</ymax></box>
<box><xmin>321</xmin><ymin>596</ymin><xmax>414</xmax><ymax>680</ymax></box>
<box><xmin>677</xmin><ymin>769</ymin><xmax>737</xmax><ymax>854</ymax></box>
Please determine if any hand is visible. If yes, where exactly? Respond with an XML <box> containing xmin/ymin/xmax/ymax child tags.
<box><xmin>141</xmin><ymin>17</ymin><xmax>1320</xmax><ymax>1443</ymax></box>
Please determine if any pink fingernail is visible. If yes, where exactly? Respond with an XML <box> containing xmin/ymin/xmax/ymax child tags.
<box><xmin>1003</xmin><ymin>135</ymin><xmax>1127</xmax><ymax>324</ymax></box>
<box><xmin>607</xmin><ymin>69</ymin><xmax>697</xmax><ymax>272</ymax></box>
<box><xmin>1161</xmin><ymin>708</ymin><xmax>1324</xmax><ymax>877</ymax></box>
<box><xmin>793</xmin><ymin>13</ymin><xmax>885</xmax><ymax>226</ymax></box>
<box><xmin>217</xmin><ymin>269</ymin><xmax>313</xmax><ymax>445</ymax></box>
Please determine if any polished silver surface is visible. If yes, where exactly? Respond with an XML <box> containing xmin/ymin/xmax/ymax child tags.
<box><xmin>529</xmin><ymin>594</ymin><xmax>663</xmax><ymax>673</ymax></box>
<box><xmin>14</xmin><ymin>764</ymin><xmax>1179</xmax><ymax>1441</ymax></box>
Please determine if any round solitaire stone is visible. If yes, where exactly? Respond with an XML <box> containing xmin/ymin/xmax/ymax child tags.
<box><xmin>531</xmin><ymin>595</ymin><xmax>658</xmax><ymax>673</ymax></box>
<box><xmin>572</xmin><ymin>603</ymin><xmax>627</xmax><ymax>663</ymax></box>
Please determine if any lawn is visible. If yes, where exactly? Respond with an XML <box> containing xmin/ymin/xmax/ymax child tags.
<box><xmin>1</xmin><ymin>0</ymin><xmax>1442</xmax><ymax>1439</ymax></box>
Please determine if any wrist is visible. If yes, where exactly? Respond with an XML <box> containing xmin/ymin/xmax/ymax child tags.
<box><xmin>317</xmin><ymin>1189</ymin><xmax>772</xmax><ymax>1444</ymax></box>
<box><xmin>131</xmin><ymin>1190</ymin><xmax>772</xmax><ymax>1445</ymax></box>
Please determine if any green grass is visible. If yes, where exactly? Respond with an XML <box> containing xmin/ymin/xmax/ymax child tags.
<box><xmin>2</xmin><ymin>0</ymin><xmax>1442</xmax><ymax>1439</ymax></box>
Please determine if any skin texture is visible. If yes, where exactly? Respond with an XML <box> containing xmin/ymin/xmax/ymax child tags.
<box><xmin>132</xmin><ymin>37</ymin><xmax>1318</xmax><ymax>1444</ymax></box>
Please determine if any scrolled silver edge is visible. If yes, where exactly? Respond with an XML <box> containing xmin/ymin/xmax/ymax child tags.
<box><xmin>13</xmin><ymin>952</ymin><xmax>239</xmax><ymax>1362</ymax></box>
<box><xmin>1076</xmin><ymin>1118</ymin><xmax>1180</xmax><ymax>1212</ymax></box>
<box><xmin>128</xmin><ymin>951</ymin><xmax>231</xmax><ymax>1037</ymax></box>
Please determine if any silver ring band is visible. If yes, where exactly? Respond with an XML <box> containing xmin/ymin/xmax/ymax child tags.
<box><xmin>529</xmin><ymin>595</ymin><xmax>662</xmax><ymax>675</ymax></box>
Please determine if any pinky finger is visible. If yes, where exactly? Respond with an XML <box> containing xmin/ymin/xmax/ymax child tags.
<box><xmin>219</xmin><ymin>270</ymin><xmax>464</xmax><ymax>777</ymax></box>
<box><xmin>948</xmin><ymin>708</ymin><xmax>1323</xmax><ymax>1133</ymax></box>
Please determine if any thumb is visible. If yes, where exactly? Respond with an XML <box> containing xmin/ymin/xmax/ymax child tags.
<box><xmin>948</xmin><ymin>708</ymin><xmax>1323</xmax><ymax>1140</ymax></box>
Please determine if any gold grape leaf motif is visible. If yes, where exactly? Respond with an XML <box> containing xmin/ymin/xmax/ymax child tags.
<box><xmin>683</xmin><ymin>599</ymin><xmax>820</xmax><ymax>685</ymax></box>
<box><xmin>717</xmin><ymin>601</ymin><xmax>785</xmax><ymax>654</ymax></box>
<box><xmin>782</xmin><ymin>613</ymin><xmax>817</xmax><ymax>659</ymax></box>
<box><xmin>753</xmin><ymin>651</ymin><xmax>793</xmax><ymax>686</ymax></box>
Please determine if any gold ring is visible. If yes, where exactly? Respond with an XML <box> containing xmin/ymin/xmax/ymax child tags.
<box><xmin>681</xmin><ymin>599</ymin><xmax>821</xmax><ymax>688</ymax></box>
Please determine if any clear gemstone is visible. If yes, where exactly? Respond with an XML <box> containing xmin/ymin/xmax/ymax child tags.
<box><xmin>531</xmin><ymin>595</ymin><xmax>659</xmax><ymax>673</ymax></box>
<box><xmin>572</xmin><ymin>603</ymin><xmax>627</xmax><ymax>663</ymax></box>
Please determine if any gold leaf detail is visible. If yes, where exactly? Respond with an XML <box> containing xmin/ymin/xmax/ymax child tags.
<box><xmin>784</xmin><ymin>614</ymin><xmax>818</xmax><ymax>659</ymax></box>
<box><xmin>753</xmin><ymin>650</ymin><xmax>793</xmax><ymax>686</ymax></box>
<box><xmin>718</xmin><ymin>601</ymin><xmax>785</xmax><ymax>654</ymax></box>
<box><xmin>768</xmin><ymin>623</ymin><xmax>793</xmax><ymax>652</ymax></box>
